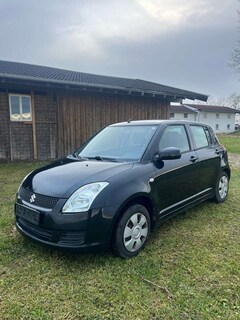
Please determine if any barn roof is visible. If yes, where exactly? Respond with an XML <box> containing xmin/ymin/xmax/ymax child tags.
<box><xmin>0</xmin><ymin>60</ymin><xmax>208</xmax><ymax>101</ymax></box>
<box><xmin>170</xmin><ymin>104</ymin><xmax>197</xmax><ymax>114</ymax></box>
<box><xmin>184</xmin><ymin>104</ymin><xmax>237</xmax><ymax>113</ymax></box>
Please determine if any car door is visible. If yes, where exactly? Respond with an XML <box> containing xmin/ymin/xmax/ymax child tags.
<box><xmin>189</xmin><ymin>124</ymin><xmax>221</xmax><ymax>195</ymax></box>
<box><xmin>152</xmin><ymin>124</ymin><xmax>199</xmax><ymax>217</ymax></box>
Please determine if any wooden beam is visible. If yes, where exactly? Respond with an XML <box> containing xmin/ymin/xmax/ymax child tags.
<box><xmin>31</xmin><ymin>90</ymin><xmax>37</xmax><ymax>159</ymax></box>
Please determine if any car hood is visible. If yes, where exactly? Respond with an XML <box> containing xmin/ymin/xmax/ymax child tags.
<box><xmin>22</xmin><ymin>158</ymin><xmax>133</xmax><ymax>198</ymax></box>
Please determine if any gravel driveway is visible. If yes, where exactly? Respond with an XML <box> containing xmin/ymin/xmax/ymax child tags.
<box><xmin>228</xmin><ymin>153</ymin><xmax>240</xmax><ymax>169</ymax></box>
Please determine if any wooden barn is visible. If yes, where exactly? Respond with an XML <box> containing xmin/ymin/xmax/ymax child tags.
<box><xmin>0</xmin><ymin>60</ymin><xmax>208</xmax><ymax>160</ymax></box>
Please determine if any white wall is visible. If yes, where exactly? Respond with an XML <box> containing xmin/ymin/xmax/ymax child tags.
<box><xmin>170</xmin><ymin>111</ymin><xmax>236</xmax><ymax>133</ymax></box>
<box><xmin>170</xmin><ymin>112</ymin><xmax>196</xmax><ymax>121</ymax></box>
<box><xmin>198</xmin><ymin>112</ymin><xmax>235</xmax><ymax>133</ymax></box>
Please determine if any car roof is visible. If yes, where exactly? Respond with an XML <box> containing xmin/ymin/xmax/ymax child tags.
<box><xmin>109</xmin><ymin>119</ymin><xmax>211</xmax><ymax>127</ymax></box>
<box><xmin>110</xmin><ymin>120</ymin><xmax>165</xmax><ymax>126</ymax></box>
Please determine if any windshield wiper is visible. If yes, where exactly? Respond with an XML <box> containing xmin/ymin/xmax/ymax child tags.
<box><xmin>72</xmin><ymin>153</ymin><xmax>79</xmax><ymax>158</ymax></box>
<box><xmin>84</xmin><ymin>156</ymin><xmax>119</xmax><ymax>162</ymax></box>
<box><xmin>85</xmin><ymin>156</ymin><xmax>104</xmax><ymax>161</ymax></box>
<box><xmin>69</xmin><ymin>153</ymin><xmax>87</xmax><ymax>160</ymax></box>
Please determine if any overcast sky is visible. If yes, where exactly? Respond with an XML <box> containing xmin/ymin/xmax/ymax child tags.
<box><xmin>0</xmin><ymin>0</ymin><xmax>239</xmax><ymax>100</ymax></box>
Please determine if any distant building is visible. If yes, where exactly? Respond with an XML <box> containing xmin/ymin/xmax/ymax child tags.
<box><xmin>170</xmin><ymin>104</ymin><xmax>237</xmax><ymax>133</ymax></box>
<box><xmin>170</xmin><ymin>104</ymin><xmax>197</xmax><ymax>122</ymax></box>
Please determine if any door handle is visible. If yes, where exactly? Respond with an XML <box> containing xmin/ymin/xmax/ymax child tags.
<box><xmin>190</xmin><ymin>156</ymin><xmax>198</xmax><ymax>163</ymax></box>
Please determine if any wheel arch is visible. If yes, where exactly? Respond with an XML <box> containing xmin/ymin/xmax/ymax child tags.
<box><xmin>110</xmin><ymin>194</ymin><xmax>156</xmax><ymax>246</ymax></box>
<box><xmin>223</xmin><ymin>167</ymin><xmax>231</xmax><ymax>179</ymax></box>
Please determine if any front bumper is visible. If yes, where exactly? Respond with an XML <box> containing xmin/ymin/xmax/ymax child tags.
<box><xmin>15</xmin><ymin>195</ymin><xmax>119</xmax><ymax>252</ymax></box>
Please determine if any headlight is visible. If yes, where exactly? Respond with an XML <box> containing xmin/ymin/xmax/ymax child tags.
<box><xmin>62</xmin><ymin>182</ymin><xmax>109</xmax><ymax>213</ymax></box>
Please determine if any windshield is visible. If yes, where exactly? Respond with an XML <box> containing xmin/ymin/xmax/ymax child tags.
<box><xmin>76</xmin><ymin>125</ymin><xmax>158</xmax><ymax>161</ymax></box>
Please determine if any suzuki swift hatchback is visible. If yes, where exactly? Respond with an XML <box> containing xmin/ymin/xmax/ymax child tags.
<box><xmin>15</xmin><ymin>120</ymin><xmax>230</xmax><ymax>258</ymax></box>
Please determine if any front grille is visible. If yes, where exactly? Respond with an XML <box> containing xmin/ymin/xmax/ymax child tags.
<box><xmin>19</xmin><ymin>187</ymin><xmax>59</xmax><ymax>209</ymax></box>
<box><xmin>18</xmin><ymin>218</ymin><xmax>53</xmax><ymax>241</ymax></box>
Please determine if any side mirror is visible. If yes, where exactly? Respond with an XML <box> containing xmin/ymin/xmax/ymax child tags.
<box><xmin>154</xmin><ymin>147</ymin><xmax>181</xmax><ymax>161</ymax></box>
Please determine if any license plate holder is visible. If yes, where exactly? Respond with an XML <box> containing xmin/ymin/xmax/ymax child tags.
<box><xmin>15</xmin><ymin>203</ymin><xmax>41</xmax><ymax>226</ymax></box>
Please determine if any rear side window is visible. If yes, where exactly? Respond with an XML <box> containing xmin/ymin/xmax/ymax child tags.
<box><xmin>190</xmin><ymin>125</ymin><xmax>210</xmax><ymax>149</ymax></box>
<box><xmin>203</xmin><ymin>127</ymin><xmax>212</xmax><ymax>145</ymax></box>
<box><xmin>209</xmin><ymin>128</ymin><xmax>219</xmax><ymax>145</ymax></box>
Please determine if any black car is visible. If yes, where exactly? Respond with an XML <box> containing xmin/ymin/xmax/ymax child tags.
<box><xmin>15</xmin><ymin>120</ymin><xmax>230</xmax><ymax>258</ymax></box>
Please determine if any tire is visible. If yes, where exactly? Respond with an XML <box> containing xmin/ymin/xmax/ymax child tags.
<box><xmin>214</xmin><ymin>171</ymin><xmax>229</xmax><ymax>203</ymax></box>
<box><xmin>112</xmin><ymin>204</ymin><xmax>151</xmax><ymax>258</ymax></box>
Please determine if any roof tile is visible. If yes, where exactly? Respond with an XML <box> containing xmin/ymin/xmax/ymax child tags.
<box><xmin>0</xmin><ymin>60</ymin><xmax>208</xmax><ymax>101</ymax></box>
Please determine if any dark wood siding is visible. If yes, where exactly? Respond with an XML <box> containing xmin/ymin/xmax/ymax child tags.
<box><xmin>57</xmin><ymin>92</ymin><xmax>169</xmax><ymax>156</ymax></box>
<box><xmin>0</xmin><ymin>90</ymin><xmax>169</xmax><ymax>160</ymax></box>
<box><xmin>35</xmin><ymin>93</ymin><xmax>57</xmax><ymax>159</ymax></box>
<box><xmin>0</xmin><ymin>93</ymin><xmax>10</xmax><ymax>159</ymax></box>
<box><xmin>10</xmin><ymin>122</ymin><xmax>33</xmax><ymax>160</ymax></box>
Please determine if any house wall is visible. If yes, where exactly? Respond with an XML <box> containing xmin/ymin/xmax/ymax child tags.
<box><xmin>169</xmin><ymin>112</ymin><xmax>196</xmax><ymax>121</ymax></box>
<box><xmin>198</xmin><ymin>112</ymin><xmax>235</xmax><ymax>133</ymax></box>
<box><xmin>169</xmin><ymin>109</ymin><xmax>236</xmax><ymax>133</ymax></box>
<box><xmin>0</xmin><ymin>90</ymin><xmax>169</xmax><ymax>160</ymax></box>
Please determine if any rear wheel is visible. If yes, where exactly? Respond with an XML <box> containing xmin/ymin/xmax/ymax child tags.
<box><xmin>112</xmin><ymin>204</ymin><xmax>150</xmax><ymax>258</ymax></box>
<box><xmin>214</xmin><ymin>171</ymin><xmax>229</xmax><ymax>203</ymax></box>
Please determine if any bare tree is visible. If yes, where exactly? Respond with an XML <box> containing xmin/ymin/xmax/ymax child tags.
<box><xmin>185</xmin><ymin>94</ymin><xmax>240</xmax><ymax>109</ymax></box>
<box><xmin>207</xmin><ymin>93</ymin><xmax>240</xmax><ymax>109</ymax></box>
<box><xmin>230</xmin><ymin>6</ymin><xmax>240</xmax><ymax>74</ymax></box>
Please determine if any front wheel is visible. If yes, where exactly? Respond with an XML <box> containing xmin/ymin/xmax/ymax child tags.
<box><xmin>112</xmin><ymin>204</ymin><xmax>151</xmax><ymax>258</ymax></box>
<box><xmin>214</xmin><ymin>171</ymin><xmax>229</xmax><ymax>203</ymax></box>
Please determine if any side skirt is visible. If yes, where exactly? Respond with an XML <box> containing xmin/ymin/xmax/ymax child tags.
<box><xmin>158</xmin><ymin>188</ymin><xmax>213</xmax><ymax>221</ymax></box>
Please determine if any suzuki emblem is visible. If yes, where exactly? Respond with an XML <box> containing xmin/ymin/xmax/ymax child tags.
<box><xmin>30</xmin><ymin>194</ymin><xmax>36</xmax><ymax>203</ymax></box>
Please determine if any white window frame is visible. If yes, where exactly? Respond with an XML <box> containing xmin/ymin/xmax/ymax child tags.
<box><xmin>227</xmin><ymin>124</ymin><xmax>230</xmax><ymax>130</ymax></box>
<box><xmin>215</xmin><ymin>124</ymin><xmax>219</xmax><ymax>130</ymax></box>
<box><xmin>183</xmin><ymin>113</ymin><xmax>188</xmax><ymax>119</ymax></box>
<box><xmin>9</xmin><ymin>94</ymin><xmax>32</xmax><ymax>122</ymax></box>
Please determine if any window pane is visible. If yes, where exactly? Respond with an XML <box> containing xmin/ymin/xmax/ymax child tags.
<box><xmin>159</xmin><ymin>125</ymin><xmax>190</xmax><ymax>153</ymax></box>
<box><xmin>9</xmin><ymin>95</ymin><xmax>32</xmax><ymax>121</ymax></box>
<box><xmin>190</xmin><ymin>125</ymin><xmax>209</xmax><ymax>149</ymax></box>
<box><xmin>22</xmin><ymin>96</ymin><xmax>31</xmax><ymax>120</ymax></box>
<box><xmin>204</xmin><ymin>127</ymin><xmax>212</xmax><ymax>144</ymax></box>
<box><xmin>10</xmin><ymin>96</ymin><xmax>21</xmax><ymax>120</ymax></box>
<box><xmin>78</xmin><ymin>125</ymin><xmax>158</xmax><ymax>161</ymax></box>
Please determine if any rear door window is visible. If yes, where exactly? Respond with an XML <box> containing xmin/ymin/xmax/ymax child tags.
<box><xmin>190</xmin><ymin>125</ymin><xmax>210</xmax><ymax>149</ymax></box>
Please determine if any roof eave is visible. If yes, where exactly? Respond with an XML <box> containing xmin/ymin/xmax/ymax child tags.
<box><xmin>0</xmin><ymin>73</ymin><xmax>208</xmax><ymax>101</ymax></box>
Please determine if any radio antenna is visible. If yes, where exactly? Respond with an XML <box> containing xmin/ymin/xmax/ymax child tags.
<box><xmin>126</xmin><ymin>105</ymin><xmax>145</xmax><ymax>123</ymax></box>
